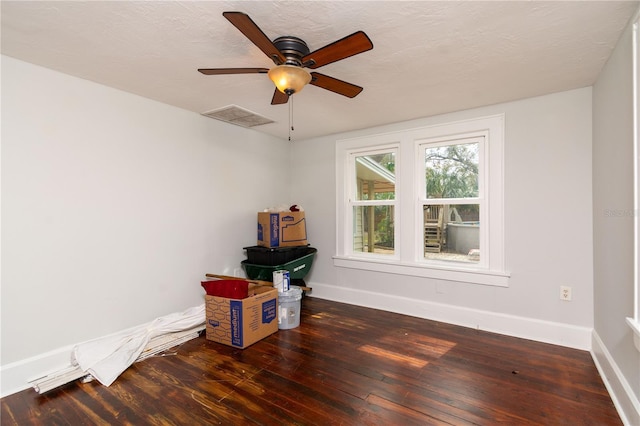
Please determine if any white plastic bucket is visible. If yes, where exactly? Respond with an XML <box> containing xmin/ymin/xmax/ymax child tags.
<box><xmin>278</xmin><ymin>287</ymin><xmax>303</xmax><ymax>330</ymax></box>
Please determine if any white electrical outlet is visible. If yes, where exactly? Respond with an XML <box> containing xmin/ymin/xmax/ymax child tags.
<box><xmin>560</xmin><ymin>286</ymin><xmax>572</xmax><ymax>301</ymax></box>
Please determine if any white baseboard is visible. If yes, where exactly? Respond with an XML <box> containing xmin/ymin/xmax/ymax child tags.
<box><xmin>1</xmin><ymin>282</ymin><xmax>595</xmax><ymax>399</ymax></box>
<box><xmin>308</xmin><ymin>281</ymin><xmax>593</xmax><ymax>350</ymax></box>
<box><xmin>1</xmin><ymin>343</ymin><xmax>75</xmax><ymax>398</ymax></box>
<box><xmin>591</xmin><ymin>331</ymin><xmax>640</xmax><ymax>426</ymax></box>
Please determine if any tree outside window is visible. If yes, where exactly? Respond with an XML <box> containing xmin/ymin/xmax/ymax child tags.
<box><xmin>423</xmin><ymin>140</ymin><xmax>482</xmax><ymax>263</ymax></box>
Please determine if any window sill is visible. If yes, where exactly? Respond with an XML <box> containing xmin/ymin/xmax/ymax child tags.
<box><xmin>333</xmin><ymin>256</ymin><xmax>510</xmax><ymax>287</ymax></box>
<box><xmin>626</xmin><ymin>317</ymin><xmax>640</xmax><ymax>352</ymax></box>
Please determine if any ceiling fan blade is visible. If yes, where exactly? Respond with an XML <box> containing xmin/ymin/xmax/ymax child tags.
<box><xmin>310</xmin><ymin>72</ymin><xmax>363</xmax><ymax>98</ymax></box>
<box><xmin>271</xmin><ymin>88</ymin><xmax>289</xmax><ymax>105</ymax></box>
<box><xmin>198</xmin><ymin>68</ymin><xmax>269</xmax><ymax>75</ymax></box>
<box><xmin>223</xmin><ymin>12</ymin><xmax>286</xmax><ymax>65</ymax></box>
<box><xmin>302</xmin><ymin>31</ymin><xmax>373</xmax><ymax>69</ymax></box>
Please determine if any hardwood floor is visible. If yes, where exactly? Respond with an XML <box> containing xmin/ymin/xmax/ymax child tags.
<box><xmin>1</xmin><ymin>297</ymin><xmax>621</xmax><ymax>425</ymax></box>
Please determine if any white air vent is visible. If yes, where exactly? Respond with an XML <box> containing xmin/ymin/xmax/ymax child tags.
<box><xmin>201</xmin><ymin>105</ymin><xmax>274</xmax><ymax>128</ymax></box>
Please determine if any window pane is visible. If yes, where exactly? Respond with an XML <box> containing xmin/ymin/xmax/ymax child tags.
<box><xmin>355</xmin><ymin>153</ymin><xmax>395</xmax><ymax>201</ymax></box>
<box><xmin>353</xmin><ymin>205</ymin><xmax>394</xmax><ymax>254</ymax></box>
<box><xmin>424</xmin><ymin>143</ymin><xmax>479</xmax><ymax>199</ymax></box>
<box><xmin>423</xmin><ymin>204</ymin><xmax>479</xmax><ymax>263</ymax></box>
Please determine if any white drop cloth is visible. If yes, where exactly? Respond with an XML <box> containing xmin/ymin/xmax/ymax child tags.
<box><xmin>70</xmin><ymin>304</ymin><xmax>205</xmax><ymax>386</ymax></box>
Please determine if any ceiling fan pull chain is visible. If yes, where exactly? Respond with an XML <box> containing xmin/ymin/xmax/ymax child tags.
<box><xmin>289</xmin><ymin>95</ymin><xmax>294</xmax><ymax>141</ymax></box>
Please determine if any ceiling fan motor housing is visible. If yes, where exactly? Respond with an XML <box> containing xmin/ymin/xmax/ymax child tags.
<box><xmin>273</xmin><ymin>36</ymin><xmax>310</xmax><ymax>66</ymax></box>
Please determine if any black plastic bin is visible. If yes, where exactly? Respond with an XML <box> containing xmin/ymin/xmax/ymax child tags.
<box><xmin>243</xmin><ymin>245</ymin><xmax>311</xmax><ymax>267</ymax></box>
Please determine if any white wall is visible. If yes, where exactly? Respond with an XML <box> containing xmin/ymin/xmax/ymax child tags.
<box><xmin>592</xmin><ymin>9</ymin><xmax>640</xmax><ymax>425</ymax></box>
<box><xmin>0</xmin><ymin>30</ymin><xmax>633</xmax><ymax>416</ymax></box>
<box><xmin>0</xmin><ymin>56</ymin><xmax>290</xmax><ymax>396</ymax></box>
<box><xmin>292</xmin><ymin>87</ymin><xmax>594</xmax><ymax>349</ymax></box>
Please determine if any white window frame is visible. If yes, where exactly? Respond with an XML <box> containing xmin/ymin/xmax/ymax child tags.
<box><xmin>337</xmin><ymin>133</ymin><xmax>403</xmax><ymax>260</ymax></box>
<box><xmin>416</xmin><ymin>135</ymin><xmax>486</xmax><ymax>268</ymax></box>
<box><xmin>628</xmin><ymin>14</ymin><xmax>640</xmax><ymax>351</ymax></box>
<box><xmin>335</xmin><ymin>114</ymin><xmax>509</xmax><ymax>287</ymax></box>
<box><xmin>347</xmin><ymin>145</ymin><xmax>400</xmax><ymax>261</ymax></box>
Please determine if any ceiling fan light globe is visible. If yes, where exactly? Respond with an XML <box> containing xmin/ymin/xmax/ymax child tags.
<box><xmin>268</xmin><ymin>65</ymin><xmax>311</xmax><ymax>95</ymax></box>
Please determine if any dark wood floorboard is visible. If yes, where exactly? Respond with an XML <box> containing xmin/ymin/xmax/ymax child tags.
<box><xmin>1</xmin><ymin>297</ymin><xmax>621</xmax><ymax>425</ymax></box>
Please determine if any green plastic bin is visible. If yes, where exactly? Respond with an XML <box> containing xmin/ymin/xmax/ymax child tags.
<box><xmin>241</xmin><ymin>247</ymin><xmax>317</xmax><ymax>282</ymax></box>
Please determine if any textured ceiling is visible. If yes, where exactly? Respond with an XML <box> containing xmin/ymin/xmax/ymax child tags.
<box><xmin>2</xmin><ymin>1</ymin><xmax>638</xmax><ymax>141</ymax></box>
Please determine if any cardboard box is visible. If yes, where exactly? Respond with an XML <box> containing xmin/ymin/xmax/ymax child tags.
<box><xmin>205</xmin><ymin>284</ymin><xmax>278</xmax><ymax>349</ymax></box>
<box><xmin>257</xmin><ymin>211</ymin><xmax>308</xmax><ymax>248</ymax></box>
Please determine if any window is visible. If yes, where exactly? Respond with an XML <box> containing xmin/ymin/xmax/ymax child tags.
<box><xmin>350</xmin><ymin>149</ymin><xmax>398</xmax><ymax>256</ymax></box>
<box><xmin>336</xmin><ymin>115</ymin><xmax>508</xmax><ymax>287</ymax></box>
<box><xmin>419</xmin><ymin>137</ymin><xmax>483</xmax><ymax>266</ymax></box>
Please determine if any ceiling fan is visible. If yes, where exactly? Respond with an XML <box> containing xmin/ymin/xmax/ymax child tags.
<box><xmin>198</xmin><ymin>12</ymin><xmax>373</xmax><ymax>105</ymax></box>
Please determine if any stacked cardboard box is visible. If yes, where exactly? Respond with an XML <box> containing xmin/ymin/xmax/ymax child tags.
<box><xmin>257</xmin><ymin>211</ymin><xmax>307</xmax><ymax>248</ymax></box>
